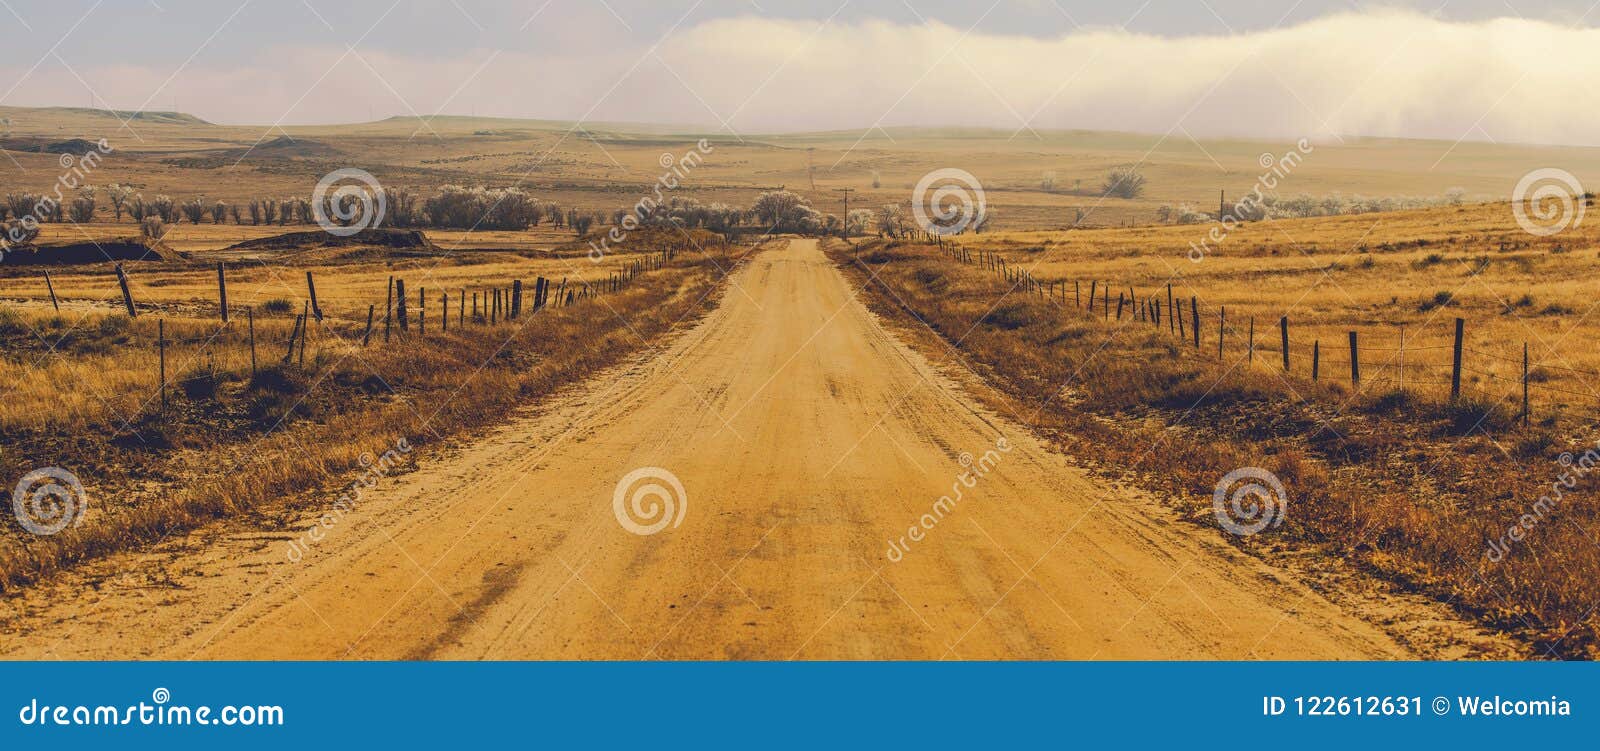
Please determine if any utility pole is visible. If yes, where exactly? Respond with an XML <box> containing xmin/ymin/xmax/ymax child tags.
<box><xmin>837</xmin><ymin>187</ymin><xmax>854</xmax><ymax>241</ymax></box>
<box><xmin>1219</xmin><ymin>189</ymin><xmax>1225</xmax><ymax>219</ymax></box>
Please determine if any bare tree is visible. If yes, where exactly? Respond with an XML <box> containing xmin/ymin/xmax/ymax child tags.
<box><xmin>846</xmin><ymin>208</ymin><xmax>875</xmax><ymax>237</ymax></box>
<box><xmin>106</xmin><ymin>183</ymin><xmax>134</xmax><ymax>221</ymax></box>
<box><xmin>876</xmin><ymin>204</ymin><xmax>906</xmax><ymax>238</ymax></box>
<box><xmin>68</xmin><ymin>187</ymin><xmax>96</xmax><ymax>223</ymax></box>
<box><xmin>152</xmin><ymin>194</ymin><xmax>177</xmax><ymax>223</ymax></box>
<box><xmin>182</xmin><ymin>197</ymin><xmax>207</xmax><ymax>224</ymax></box>
<box><xmin>212</xmin><ymin>201</ymin><xmax>229</xmax><ymax>224</ymax></box>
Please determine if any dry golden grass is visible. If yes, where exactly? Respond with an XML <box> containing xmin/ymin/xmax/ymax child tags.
<box><xmin>0</xmin><ymin>233</ymin><xmax>690</xmax><ymax>432</ymax></box>
<box><xmin>966</xmin><ymin>200</ymin><xmax>1600</xmax><ymax>427</ymax></box>
<box><xmin>0</xmin><ymin>228</ymin><xmax>748</xmax><ymax>590</ymax></box>
<box><xmin>837</xmin><ymin>232</ymin><xmax>1600</xmax><ymax>658</ymax></box>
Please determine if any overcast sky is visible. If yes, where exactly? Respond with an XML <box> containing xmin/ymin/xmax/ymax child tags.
<box><xmin>4</xmin><ymin>1</ymin><xmax>1600</xmax><ymax>145</ymax></box>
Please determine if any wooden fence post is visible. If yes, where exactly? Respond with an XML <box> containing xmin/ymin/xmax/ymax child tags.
<box><xmin>43</xmin><ymin>271</ymin><xmax>59</xmax><ymax>312</ymax></box>
<box><xmin>419</xmin><ymin>287</ymin><xmax>426</xmax><ymax>335</ymax></box>
<box><xmin>1177</xmin><ymin>299</ymin><xmax>1186</xmax><ymax>340</ymax></box>
<box><xmin>306</xmin><ymin>271</ymin><xmax>323</xmax><ymax>322</ymax></box>
<box><xmin>1088</xmin><ymin>281</ymin><xmax>1096</xmax><ymax>313</ymax></box>
<box><xmin>1115</xmin><ymin>293</ymin><xmax>1125</xmax><ymax>320</ymax></box>
<box><xmin>397</xmin><ymin>279</ymin><xmax>408</xmax><ymax>331</ymax></box>
<box><xmin>1190</xmin><ymin>297</ymin><xmax>1200</xmax><ymax>350</ymax></box>
<box><xmin>441</xmin><ymin>290</ymin><xmax>448</xmax><ymax>332</ymax></box>
<box><xmin>1398</xmin><ymin>325</ymin><xmax>1406</xmax><ymax>392</ymax></box>
<box><xmin>217</xmin><ymin>262</ymin><xmax>229</xmax><ymax>322</ymax></box>
<box><xmin>284</xmin><ymin>314</ymin><xmax>302</xmax><ymax>364</ymax></box>
<box><xmin>459</xmin><ymin>289</ymin><xmax>465</xmax><ymax>323</ymax></box>
<box><xmin>384</xmin><ymin>276</ymin><xmax>394</xmax><ymax>342</ymax></box>
<box><xmin>362</xmin><ymin>305</ymin><xmax>375</xmax><ymax>346</ymax></box>
<box><xmin>116</xmin><ymin>264</ymin><xmax>137</xmax><ymax>317</ymax></box>
<box><xmin>1279</xmin><ymin>316</ymin><xmax>1289</xmax><ymax>370</ymax></box>
<box><xmin>299</xmin><ymin>302</ymin><xmax>309</xmax><ymax>365</ymax></box>
<box><xmin>1450</xmin><ymin>317</ymin><xmax>1465</xmax><ymax>401</ymax></box>
<box><xmin>1522</xmin><ymin>342</ymin><xmax>1530</xmax><ymax>427</ymax></box>
<box><xmin>1166</xmin><ymin>284</ymin><xmax>1175</xmax><ymax>334</ymax></box>
<box><xmin>1349</xmin><ymin>331</ymin><xmax>1360</xmax><ymax>386</ymax></box>
<box><xmin>1312</xmin><ymin>340</ymin><xmax>1319</xmax><ymax>381</ymax></box>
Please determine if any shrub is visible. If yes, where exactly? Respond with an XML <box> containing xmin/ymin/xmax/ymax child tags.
<box><xmin>1101</xmin><ymin>166</ymin><xmax>1146</xmax><ymax>199</ymax></box>
<box><xmin>1418</xmin><ymin>290</ymin><xmax>1454</xmax><ymax>312</ymax></box>
<box><xmin>982</xmin><ymin>302</ymin><xmax>1033</xmax><ymax>330</ymax></box>
<box><xmin>1440</xmin><ymin>395</ymin><xmax>1516</xmax><ymax>435</ymax></box>
<box><xmin>140</xmin><ymin>217</ymin><xmax>169</xmax><ymax>240</ymax></box>
<box><xmin>178</xmin><ymin>365</ymin><xmax>222</xmax><ymax>401</ymax></box>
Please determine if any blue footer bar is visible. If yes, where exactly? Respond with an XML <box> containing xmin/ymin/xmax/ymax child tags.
<box><xmin>1</xmin><ymin>662</ymin><xmax>1591</xmax><ymax>748</ymax></box>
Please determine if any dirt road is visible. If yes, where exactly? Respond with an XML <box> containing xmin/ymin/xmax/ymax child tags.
<box><xmin>4</xmin><ymin>240</ymin><xmax>1478</xmax><ymax>658</ymax></box>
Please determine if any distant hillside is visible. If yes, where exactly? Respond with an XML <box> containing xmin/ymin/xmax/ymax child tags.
<box><xmin>0</xmin><ymin>106</ymin><xmax>209</xmax><ymax>126</ymax></box>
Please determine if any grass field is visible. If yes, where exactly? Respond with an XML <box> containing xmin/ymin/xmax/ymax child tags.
<box><xmin>6</xmin><ymin>104</ymin><xmax>1600</xmax><ymax>232</ymax></box>
<box><xmin>958</xmin><ymin>200</ymin><xmax>1600</xmax><ymax>428</ymax></box>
